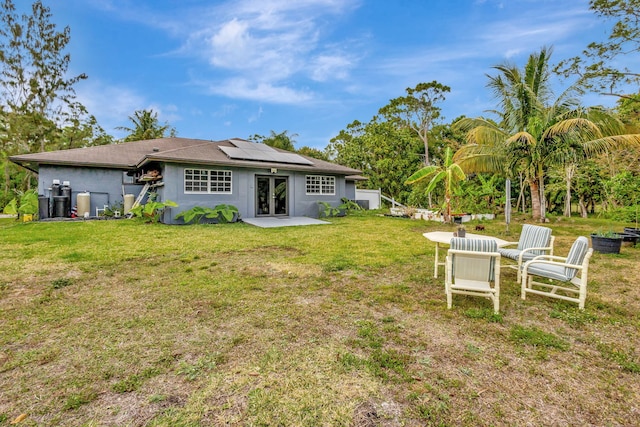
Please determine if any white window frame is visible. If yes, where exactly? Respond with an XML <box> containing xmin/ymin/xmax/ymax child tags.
<box><xmin>306</xmin><ymin>175</ymin><xmax>335</xmax><ymax>195</ymax></box>
<box><xmin>122</xmin><ymin>171</ymin><xmax>136</xmax><ymax>184</ymax></box>
<box><xmin>184</xmin><ymin>169</ymin><xmax>232</xmax><ymax>194</ymax></box>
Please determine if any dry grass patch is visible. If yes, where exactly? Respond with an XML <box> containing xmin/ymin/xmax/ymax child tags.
<box><xmin>0</xmin><ymin>215</ymin><xmax>639</xmax><ymax>426</ymax></box>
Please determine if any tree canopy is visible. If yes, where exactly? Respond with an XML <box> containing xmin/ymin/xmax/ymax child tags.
<box><xmin>555</xmin><ymin>0</ymin><xmax>640</xmax><ymax>100</ymax></box>
<box><xmin>328</xmin><ymin>119</ymin><xmax>424</xmax><ymax>203</ymax></box>
<box><xmin>0</xmin><ymin>0</ymin><xmax>110</xmax><ymax>204</ymax></box>
<box><xmin>455</xmin><ymin>47</ymin><xmax>640</xmax><ymax>221</ymax></box>
<box><xmin>116</xmin><ymin>109</ymin><xmax>175</xmax><ymax>142</ymax></box>
<box><xmin>378</xmin><ymin>81</ymin><xmax>450</xmax><ymax>166</ymax></box>
<box><xmin>249</xmin><ymin>130</ymin><xmax>297</xmax><ymax>151</ymax></box>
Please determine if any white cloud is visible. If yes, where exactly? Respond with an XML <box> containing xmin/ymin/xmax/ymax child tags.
<box><xmin>75</xmin><ymin>80</ymin><xmax>145</xmax><ymax>131</ymax></box>
<box><xmin>75</xmin><ymin>79</ymin><xmax>182</xmax><ymax>135</ymax></box>
<box><xmin>82</xmin><ymin>0</ymin><xmax>362</xmax><ymax>105</ymax></box>
<box><xmin>147</xmin><ymin>103</ymin><xmax>181</xmax><ymax>125</ymax></box>
<box><xmin>176</xmin><ymin>0</ymin><xmax>361</xmax><ymax>102</ymax></box>
<box><xmin>212</xmin><ymin>104</ymin><xmax>238</xmax><ymax>118</ymax></box>
<box><xmin>248</xmin><ymin>106</ymin><xmax>264</xmax><ymax>123</ymax></box>
<box><xmin>310</xmin><ymin>54</ymin><xmax>352</xmax><ymax>81</ymax></box>
<box><xmin>504</xmin><ymin>48</ymin><xmax>522</xmax><ymax>58</ymax></box>
<box><xmin>476</xmin><ymin>5</ymin><xmax>595</xmax><ymax>59</ymax></box>
<box><xmin>208</xmin><ymin>78</ymin><xmax>313</xmax><ymax>104</ymax></box>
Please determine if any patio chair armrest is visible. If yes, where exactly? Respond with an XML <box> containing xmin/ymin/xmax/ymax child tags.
<box><xmin>517</xmin><ymin>246</ymin><xmax>555</xmax><ymax>261</ymax></box>
<box><xmin>501</xmin><ymin>241</ymin><xmax>518</xmax><ymax>247</ymax></box>
<box><xmin>522</xmin><ymin>258</ymin><xmax>583</xmax><ymax>271</ymax></box>
<box><xmin>529</xmin><ymin>254</ymin><xmax>567</xmax><ymax>262</ymax></box>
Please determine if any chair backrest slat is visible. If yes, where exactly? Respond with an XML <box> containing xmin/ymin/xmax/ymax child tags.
<box><xmin>565</xmin><ymin>236</ymin><xmax>590</xmax><ymax>279</ymax></box>
<box><xmin>450</xmin><ymin>238</ymin><xmax>498</xmax><ymax>281</ymax></box>
<box><xmin>517</xmin><ymin>224</ymin><xmax>552</xmax><ymax>255</ymax></box>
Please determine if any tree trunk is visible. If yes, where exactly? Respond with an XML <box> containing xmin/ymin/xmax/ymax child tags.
<box><xmin>529</xmin><ymin>180</ymin><xmax>541</xmax><ymax>221</ymax></box>
<box><xmin>444</xmin><ymin>193</ymin><xmax>451</xmax><ymax>223</ymax></box>
<box><xmin>564</xmin><ymin>164</ymin><xmax>575</xmax><ymax>217</ymax></box>
<box><xmin>517</xmin><ymin>173</ymin><xmax>526</xmax><ymax>213</ymax></box>
<box><xmin>578</xmin><ymin>196</ymin><xmax>588</xmax><ymax>218</ymax></box>
<box><xmin>422</xmin><ymin>136</ymin><xmax>432</xmax><ymax>208</ymax></box>
<box><xmin>2</xmin><ymin>159</ymin><xmax>9</xmax><ymax>195</ymax></box>
<box><xmin>564</xmin><ymin>178</ymin><xmax>572</xmax><ymax>217</ymax></box>
<box><xmin>421</xmin><ymin>125</ymin><xmax>430</xmax><ymax>167</ymax></box>
<box><xmin>538</xmin><ymin>166</ymin><xmax>546</xmax><ymax>222</ymax></box>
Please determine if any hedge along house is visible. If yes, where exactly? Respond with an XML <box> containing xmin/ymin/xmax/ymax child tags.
<box><xmin>10</xmin><ymin>137</ymin><xmax>364</xmax><ymax>224</ymax></box>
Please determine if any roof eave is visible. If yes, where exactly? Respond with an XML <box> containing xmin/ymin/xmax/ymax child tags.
<box><xmin>140</xmin><ymin>156</ymin><xmax>361</xmax><ymax>176</ymax></box>
<box><xmin>10</xmin><ymin>157</ymin><xmax>135</xmax><ymax>171</ymax></box>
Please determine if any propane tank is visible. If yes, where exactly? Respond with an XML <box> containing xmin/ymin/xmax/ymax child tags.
<box><xmin>50</xmin><ymin>179</ymin><xmax>61</xmax><ymax>218</ymax></box>
<box><xmin>124</xmin><ymin>194</ymin><xmax>135</xmax><ymax>214</ymax></box>
<box><xmin>61</xmin><ymin>181</ymin><xmax>72</xmax><ymax>217</ymax></box>
<box><xmin>51</xmin><ymin>179</ymin><xmax>61</xmax><ymax>196</ymax></box>
<box><xmin>77</xmin><ymin>192</ymin><xmax>90</xmax><ymax>218</ymax></box>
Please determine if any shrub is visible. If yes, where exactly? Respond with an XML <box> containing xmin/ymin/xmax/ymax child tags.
<box><xmin>129</xmin><ymin>199</ymin><xmax>178</xmax><ymax>223</ymax></box>
<box><xmin>175</xmin><ymin>204</ymin><xmax>239</xmax><ymax>224</ymax></box>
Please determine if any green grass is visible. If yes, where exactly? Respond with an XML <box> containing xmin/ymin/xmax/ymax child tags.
<box><xmin>0</xmin><ymin>213</ymin><xmax>639</xmax><ymax>426</ymax></box>
<box><xmin>509</xmin><ymin>325</ymin><xmax>570</xmax><ymax>350</ymax></box>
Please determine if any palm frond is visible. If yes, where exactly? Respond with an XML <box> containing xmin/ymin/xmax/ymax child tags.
<box><xmin>452</xmin><ymin>117</ymin><xmax>497</xmax><ymax>133</ymax></box>
<box><xmin>405</xmin><ymin>165</ymin><xmax>439</xmax><ymax>185</ymax></box>
<box><xmin>453</xmin><ymin>146</ymin><xmax>506</xmax><ymax>174</ymax></box>
<box><xmin>582</xmin><ymin>134</ymin><xmax>640</xmax><ymax>156</ymax></box>
<box><xmin>586</xmin><ymin>107</ymin><xmax>626</xmax><ymax>136</ymax></box>
<box><xmin>466</xmin><ymin>126</ymin><xmax>507</xmax><ymax>145</ymax></box>
<box><xmin>543</xmin><ymin>118</ymin><xmax>602</xmax><ymax>140</ymax></box>
<box><xmin>506</xmin><ymin>131</ymin><xmax>537</xmax><ymax>146</ymax></box>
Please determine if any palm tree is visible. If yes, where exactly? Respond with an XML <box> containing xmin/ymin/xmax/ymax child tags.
<box><xmin>117</xmin><ymin>109</ymin><xmax>174</xmax><ymax>142</ymax></box>
<box><xmin>405</xmin><ymin>147</ymin><xmax>466</xmax><ymax>222</ymax></box>
<box><xmin>454</xmin><ymin>47</ymin><xmax>640</xmax><ymax>221</ymax></box>
<box><xmin>251</xmin><ymin>130</ymin><xmax>298</xmax><ymax>151</ymax></box>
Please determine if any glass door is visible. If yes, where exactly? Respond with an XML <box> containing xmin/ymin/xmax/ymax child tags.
<box><xmin>256</xmin><ymin>176</ymin><xmax>288</xmax><ymax>216</ymax></box>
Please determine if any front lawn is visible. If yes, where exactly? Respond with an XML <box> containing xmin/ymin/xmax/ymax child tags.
<box><xmin>0</xmin><ymin>214</ymin><xmax>638</xmax><ymax>426</ymax></box>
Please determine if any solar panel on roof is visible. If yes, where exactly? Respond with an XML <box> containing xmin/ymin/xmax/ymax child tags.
<box><xmin>220</xmin><ymin>141</ymin><xmax>314</xmax><ymax>165</ymax></box>
<box><xmin>228</xmin><ymin>139</ymin><xmax>274</xmax><ymax>152</ymax></box>
<box><xmin>272</xmin><ymin>153</ymin><xmax>314</xmax><ymax>165</ymax></box>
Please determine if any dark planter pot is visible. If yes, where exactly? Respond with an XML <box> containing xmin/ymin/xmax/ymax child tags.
<box><xmin>623</xmin><ymin>227</ymin><xmax>640</xmax><ymax>236</ymax></box>
<box><xmin>590</xmin><ymin>234</ymin><xmax>623</xmax><ymax>254</ymax></box>
<box><xmin>620</xmin><ymin>230</ymin><xmax>640</xmax><ymax>246</ymax></box>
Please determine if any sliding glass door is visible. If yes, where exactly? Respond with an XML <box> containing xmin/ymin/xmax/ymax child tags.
<box><xmin>256</xmin><ymin>176</ymin><xmax>288</xmax><ymax>216</ymax></box>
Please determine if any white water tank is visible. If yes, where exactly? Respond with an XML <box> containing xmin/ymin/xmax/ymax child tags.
<box><xmin>124</xmin><ymin>194</ymin><xmax>135</xmax><ymax>214</ymax></box>
<box><xmin>77</xmin><ymin>192</ymin><xmax>91</xmax><ymax>217</ymax></box>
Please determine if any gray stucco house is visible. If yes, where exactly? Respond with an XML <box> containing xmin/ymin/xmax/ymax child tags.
<box><xmin>10</xmin><ymin>137</ymin><xmax>363</xmax><ymax>224</ymax></box>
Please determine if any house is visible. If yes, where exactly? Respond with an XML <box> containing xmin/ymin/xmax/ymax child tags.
<box><xmin>9</xmin><ymin>137</ymin><xmax>364</xmax><ymax>224</ymax></box>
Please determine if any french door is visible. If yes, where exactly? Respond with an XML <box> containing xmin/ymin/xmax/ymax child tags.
<box><xmin>256</xmin><ymin>176</ymin><xmax>288</xmax><ymax>216</ymax></box>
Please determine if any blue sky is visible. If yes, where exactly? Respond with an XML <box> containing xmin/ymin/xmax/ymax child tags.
<box><xmin>37</xmin><ymin>0</ymin><xmax>622</xmax><ymax>149</ymax></box>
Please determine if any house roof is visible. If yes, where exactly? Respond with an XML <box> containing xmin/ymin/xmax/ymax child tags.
<box><xmin>9</xmin><ymin>137</ymin><xmax>362</xmax><ymax>176</ymax></box>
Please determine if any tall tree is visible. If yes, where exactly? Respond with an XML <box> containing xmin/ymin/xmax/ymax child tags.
<box><xmin>378</xmin><ymin>81</ymin><xmax>450</xmax><ymax>166</ymax></box>
<box><xmin>0</xmin><ymin>0</ymin><xmax>101</xmax><ymax>202</ymax></box>
<box><xmin>0</xmin><ymin>0</ymin><xmax>86</xmax><ymax>151</ymax></box>
<box><xmin>116</xmin><ymin>109</ymin><xmax>175</xmax><ymax>142</ymax></box>
<box><xmin>455</xmin><ymin>47</ymin><xmax>640</xmax><ymax>221</ymax></box>
<box><xmin>58</xmin><ymin>103</ymin><xmax>113</xmax><ymax>150</ymax></box>
<box><xmin>555</xmin><ymin>0</ymin><xmax>640</xmax><ymax>101</ymax></box>
<box><xmin>328</xmin><ymin>119</ymin><xmax>423</xmax><ymax>203</ymax></box>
